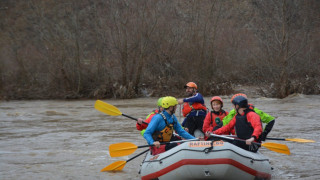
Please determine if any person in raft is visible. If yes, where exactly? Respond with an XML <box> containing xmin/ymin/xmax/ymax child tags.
<box><xmin>223</xmin><ymin>93</ymin><xmax>275</xmax><ymax>141</ymax></box>
<box><xmin>203</xmin><ymin>96</ymin><xmax>229</xmax><ymax>140</ymax></box>
<box><xmin>136</xmin><ymin>97</ymin><xmax>182</xmax><ymax>141</ymax></box>
<box><xmin>136</xmin><ymin>97</ymin><xmax>164</xmax><ymax>136</ymax></box>
<box><xmin>210</xmin><ymin>95</ymin><xmax>262</xmax><ymax>152</ymax></box>
<box><xmin>143</xmin><ymin>96</ymin><xmax>195</xmax><ymax>155</ymax></box>
<box><xmin>178</xmin><ymin>82</ymin><xmax>207</xmax><ymax>136</ymax></box>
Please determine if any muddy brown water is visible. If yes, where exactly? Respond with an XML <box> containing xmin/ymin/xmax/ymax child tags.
<box><xmin>1</xmin><ymin>94</ymin><xmax>319</xmax><ymax>179</ymax></box>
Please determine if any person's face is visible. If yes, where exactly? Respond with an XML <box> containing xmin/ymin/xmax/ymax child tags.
<box><xmin>168</xmin><ymin>105</ymin><xmax>177</xmax><ymax>114</ymax></box>
<box><xmin>211</xmin><ymin>101</ymin><xmax>222</xmax><ymax>112</ymax></box>
<box><xmin>172</xmin><ymin>105</ymin><xmax>177</xmax><ymax>114</ymax></box>
<box><xmin>185</xmin><ymin>87</ymin><xmax>195</xmax><ymax>96</ymax></box>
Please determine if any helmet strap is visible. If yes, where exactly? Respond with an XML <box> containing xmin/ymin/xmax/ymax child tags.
<box><xmin>235</xmin><ymin>105</ymin><xmax>240</xmax><ymax>114</ymax></box>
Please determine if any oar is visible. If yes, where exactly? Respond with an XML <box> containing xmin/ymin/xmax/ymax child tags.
<box><xmin>266</xmin><ymin>137</ymin><xmax>315</xmax><ymax>143</ymax></box>
<box><xmin>210</xmin><ymin>134</ymin><xmax>290</xmax><ymax>155</ymax></box>
<box><xmin>101</xmin><ymin>149</ymin><xmax>149</xmax><ymax>172</ymax></box>
<box><xmin>109</xmin><ymin>138</ymin><xmax>199</xmax><ymax>157</ymax></box>
<box><xmin>95</xmin><ymin>100</ymin><xmax>148</xmax><ymax>124</ymax></box>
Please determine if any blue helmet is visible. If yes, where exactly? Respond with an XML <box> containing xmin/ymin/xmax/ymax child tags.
<box><xmin>232</xmin><ymin>95</ymin><xmax>248</xmax><ymax>108</ymax></box>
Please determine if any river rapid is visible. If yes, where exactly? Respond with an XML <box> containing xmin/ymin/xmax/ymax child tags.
<box><xmin>0</xmin><ymin>94</ymin><xmax>319</xmax><ymax>180</ymax></box>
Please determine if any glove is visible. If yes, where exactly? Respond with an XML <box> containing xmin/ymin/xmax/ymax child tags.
<box><xmin>260</xmin><ymin>120</ymin><xmax>275</xmax><ymax>141</ymax></box>
<box><xmin>249</xmin><ymin>143</ymin><xmax>259</xmax><ymax>152</ymax></box>
<box><xmin>259</xmin><ymin>131</ymin><xmax>268</xmax><ymax>141</ymax></box>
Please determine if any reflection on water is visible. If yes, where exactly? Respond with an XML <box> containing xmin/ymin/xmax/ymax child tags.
<box><xmin>0</xmin><ymin>95</ymin><xmax>319</xmax><ymax>179</ymax></box>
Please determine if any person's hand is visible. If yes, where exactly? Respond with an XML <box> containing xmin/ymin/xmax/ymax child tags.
<box><xmin>137</xmin><ymin>118</ymin><xmax>144</xmax><ymax>125</ymax></box>
<box><xmin>153</xmin><ymin>141</ymin><xmax>160</xmax><ymax>148</ymax></box>
<box><xmin>259</xmin><ymin>131</ymin><xmax>267</xmax><ymax>141</ymax></box>
<box><xmin>198</xmin><ymin>136</ymin><xmax>205</xmax><ymax>141</ymax></box>
<box><xmin>246</xmin><ymin>137</ymin><xmax>255</xmax><ymax>145</ymax></box>
<box><xmin>205</xmin><ymin>131</ymin><xmax>211</xmax><ymax>137</ymax></box>
<box><xmin>177</xmin><ymin>99</ymin><xmax>184</xmax><ymax>105</ymax></box>
<box><xmin>184</xmin><ymin>127</ymin><xmax>189</xmax><ymax>132</ymax></box>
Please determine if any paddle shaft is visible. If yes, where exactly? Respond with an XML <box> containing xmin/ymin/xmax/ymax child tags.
<box><xmin>138</xmin><ymin>138</ymin><xmax>199</xmax><ymax>148</ymax></box>
<box><xmin>266</xmin><ymin>137</ymin><xmax>315</xmax><ymax>143</ymax></box>
<box><xmin>127</xmin><ymin>149</ymin><xmax>149</xmax><ymax>163</ymax></box>
<box><xmin>266</xmin><ymin>137</ymin><xmax>285</xmax><ymax>141</ymax></box>
<box><xmin>122</xmin><ymin>114</ymin><xmax>148</xmax><ymax>125</ymax></box>
<box><xmin>210</xmin><ymin>134</ymin><xmax>261</xmax><ymax>146</ymax></box>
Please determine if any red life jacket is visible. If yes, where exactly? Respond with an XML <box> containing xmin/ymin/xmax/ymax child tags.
<box><xmin>182</xmin><ymin>102</ymin><xmax>207</xmax><ymax>117</ymax></box>
<box><xmin>209</xmin><ymin>110</ymin><xmax>228</xmax><ymax>127</ymax></box>
<box><xmin>136</xmin><ymin>109</ymin><xmax>160</xmax><ymax>131</ymax></box>
<box><xmin>248</xmin><ymin>104</ymin><xmax>255</xmax><ymax>110</ymax></box>
<box><xmin>203</xmin><ymin>110</ymin><xmax>228</xmax><ymax>140</ymax></box>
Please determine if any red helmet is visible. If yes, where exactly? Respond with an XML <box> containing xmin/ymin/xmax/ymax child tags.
<box><xmin>231</xmin><ymin>93</ymin><xmax>247</xmax><ymax>103</ymax></box>
<box><xmin>211</xmin><ymin>96</ymin><xmax>223</xmax><ymax>107</ymax></box>
<box><xmin>184</xmin><ymin>82</ymin><xmax>197</xmax><ymax>89</ymax></box>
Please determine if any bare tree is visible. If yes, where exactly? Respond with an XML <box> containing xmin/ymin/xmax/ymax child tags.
<box><xmin>248</xmin><ymin>0</ymin><xmax>317</xmax><ymax>98</ymax></box>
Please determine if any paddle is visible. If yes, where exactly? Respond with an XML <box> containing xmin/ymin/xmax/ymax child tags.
<box><xmin>101</xmin><ymin>149</ymin><xmax>150</xmax><ymax>172</ymax></box>
<box><xmin>266</xmin><ymin>137</ymin><xmax>315</xmax><ymax>143</ymax></box>
<box><xmin>210</xmin><ymin>134</ymin><xmax>290</xmax><ymax>155</ymax></box>
<box><xmin>109</xmin><ymin>138</ymin><xmax>199</xmax><ymax>157</ymax></box>
<box><xmin>95</xmin><ymin>100</ymin><xmax>148</xmax><ymax>124</ymax></box>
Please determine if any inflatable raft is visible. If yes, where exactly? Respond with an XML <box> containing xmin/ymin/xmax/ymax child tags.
<box><xmin>140</xmin><ymin>141</ymin><xmax>271</xmax><ymax>180</ymax></box>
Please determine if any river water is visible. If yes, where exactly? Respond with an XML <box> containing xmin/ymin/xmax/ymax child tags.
<box><xmin>0</xmin><ymin>94</ymin><xmax>319</xmax><ymax>180</ymax></box>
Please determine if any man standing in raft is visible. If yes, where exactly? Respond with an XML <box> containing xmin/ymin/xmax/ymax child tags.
<box><xmin>178</xmin><ymin>82</ymin><xmax>207</xmax><ymax>136</ymax></box>
<box><xmin>144</xmin><ymin>96</ymin><xmax>195</xmax><ymax>155</ymax></box>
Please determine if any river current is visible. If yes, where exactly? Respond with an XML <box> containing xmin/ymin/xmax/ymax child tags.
<box><xmin>0</xmin><ymin>94</ymin><xmax>319</xmax><ymax>179</ymax></box>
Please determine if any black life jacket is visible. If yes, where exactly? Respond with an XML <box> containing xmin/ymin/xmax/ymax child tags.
<box><xmin>235</xmin><ymin>109</ymin><xmax>255</xmax><ymax>140</ymax></box>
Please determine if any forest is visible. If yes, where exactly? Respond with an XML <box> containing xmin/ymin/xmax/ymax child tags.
<box><xmin>0</xmin><ymin>0</ymin><xmax>319</xmax><ymax>100</ymax></box>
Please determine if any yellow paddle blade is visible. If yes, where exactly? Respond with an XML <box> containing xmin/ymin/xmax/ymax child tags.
<box><xmin>95</xmin><ymin>100</ymin><xmax>122</xmax><ymax>116</ymax></box>
<box><xmin>109</xmin><ymin>142</ymin><xmax>138</xmax><ymax>157</ymax></box>
<box><xmin>285</xmin><ymin>138</ymin><xmax>315</xmax><ymax>143</ymax></box>
<box><xmin>101</xmin><ymin>161</ymin><xmax>126</xmax><ymax>172</ymax></box>
<box><xmin>261</xmin><ymin>142</ymin><xmax>290</xmax><ymax>155</ymax></box>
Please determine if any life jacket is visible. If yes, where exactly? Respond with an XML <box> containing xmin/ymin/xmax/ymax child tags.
<box><xmin>203</xmin><ymin>110</ymin><xmax>228</xmax><ymax>140</ymax></box>
<box><xmin>152</xmin><ymin>112</ymin><xmax>174</xmax><ymax>142</ymax></box>
<box><xmin>145</xmin><ymin>109</ymin><xmax>159</xmax><ymax>121</ymax></box>
<box><xmin>248</xmin><ymin>104</ymin><xmax>255</xmax><ymax>110</ymax></box>
<box><xmin>182</xmin><ymin>102</ymin><xmax>207</xmax><ymax>117</ymax></box>
<box><xmin>235</xmin><ymin>109</ymin><xmax>257</xmax><ymax>140</ymax></box>
<box><xmin>136</xmin><ymin>109</ymin><xmax>160</xmax><ymax>131</ymax></box>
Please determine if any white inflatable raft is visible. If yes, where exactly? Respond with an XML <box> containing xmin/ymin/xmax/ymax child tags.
<box><xmin>140</xmin><ymin>141</ymin><xmax>271</xmax><ymax>180</ymax></box>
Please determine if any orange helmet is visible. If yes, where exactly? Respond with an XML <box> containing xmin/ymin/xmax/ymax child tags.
<box><xmin>231</xmin><ymin>93</ymin><xmax>247</xmax><ymax>103</ymax></box>
<box><xmin>210</xmin><ymin>96</ymin><xmax>223</xmax><ymax>107</ymax></box>
<box><xmin>184</xmin><ymin>82</ymin><xmax>197</xmax><ymax>89</ymax></box>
